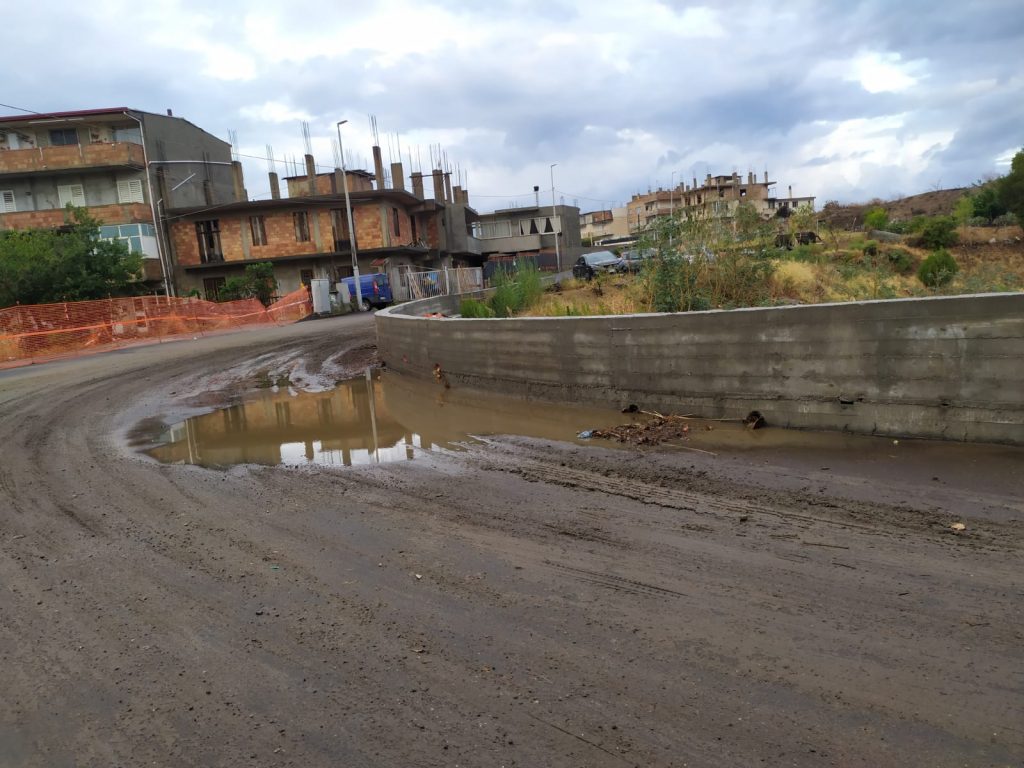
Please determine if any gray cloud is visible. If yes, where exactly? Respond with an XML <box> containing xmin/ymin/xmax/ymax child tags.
<box><xmin>2</xmin><ymin>0</ymin><xmax>1021</xmax><ymax>211</ymax></box>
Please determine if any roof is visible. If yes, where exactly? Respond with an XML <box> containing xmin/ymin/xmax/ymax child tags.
<box><xmin>168</xmin><ymin>188</ymin><xmax>436</xmax><ymax>216</ymax></box>
<box><xmin>0</xmin><ymin>107</ymin><xmax>134</xmax><ymax>124</ymax></box>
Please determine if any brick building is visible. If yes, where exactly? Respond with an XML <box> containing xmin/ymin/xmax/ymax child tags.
<box><xmin>0</xmin><ymin>107</ymin><xmax>237</xmax><ymax>291</ymax></box>
<box><xmin>627</xmin><ymin>171</ymin><xmax>815</xmax><ymax>232</ymax></box>
<box><xmin>169</xmin><ymin>158</ymin><xmax>481</xmax><ymax>300</ymax></box>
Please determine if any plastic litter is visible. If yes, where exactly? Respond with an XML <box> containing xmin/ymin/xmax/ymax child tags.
<box><xmin>577</xmin><ymin>430</ymin><xmax>594</xmax><ymax>439</ymax></box>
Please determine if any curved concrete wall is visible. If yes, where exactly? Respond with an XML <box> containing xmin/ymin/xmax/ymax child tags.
<box><xmin>376</xmin><ymin>292</ymin><xmax>1024</xmax><ymax>444</ymax></box>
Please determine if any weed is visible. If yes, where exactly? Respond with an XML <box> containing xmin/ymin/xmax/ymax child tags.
<box><xmin>460</xmin><ymin>298</ymin><xmax>495</xmax><ymax>318</ymax></box>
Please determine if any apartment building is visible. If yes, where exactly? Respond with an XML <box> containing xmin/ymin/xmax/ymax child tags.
<box><xmin>0</xmin><ymin>108</ymin><xmax>237</xmax><ymax>290</ymax></box>
<box><xmin>579</xmin><ymin>206</ymin><xmax>629</xmax><ymax>244</ymax></box>
<box><xmin>627</xmin><ymin>171</ymin><xmax>815</xmax><ymax>232</ymax></box>
<box><xmin>473</xmin><ymin>203</ymin><xmax>581</xmax><ymax>271</ymax></box>
<box><xmin>168</xmin><ymin>158</ymin><xmax>481</xmax><ymax>299</ymax></box>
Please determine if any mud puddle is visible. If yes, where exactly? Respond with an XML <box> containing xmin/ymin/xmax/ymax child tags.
<box><xmin>143</xmin><ymin>371</ymin><xmax>633</xmax><ymax>468</ymax></box>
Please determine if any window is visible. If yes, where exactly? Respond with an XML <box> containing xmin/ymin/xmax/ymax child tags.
<box><xmin>0</xmin><ymin>190</ymin><xmax>15</xmax><ymax>213</ymax></box>
<box><xmin>49</xmin><ymin>128</ymin><xmax>79</xmax><ymax>146</ymax></box>
<box><xmin>57</xmin><ymin>184</ymin><xmax>86</xmax><ymax>208</ymax></box>
<box><xmin>249</xmin><ymin>215</ymin><xmax>267</xmax><ymax>246</ymax></box>
<box><xmin>203</xmin><ymin>277</ymin><xmax>226</xmax><ymax>301</ymax></box>
<box><xmin>392</xmin><ymin>207</ymin><xmax>400</xmax><ymax>236</ymax></box>
<box><xmin>740</xmin><ymin>188</ymin><xmax>747</xmax><ymax>197</ymax></box>
<box><xmin>330</xmin><ymin>208</ymin><xmax>350</xmax><ymax>250</ymax></box>
<box><xmin>116</xmin><ymin>178</ymin><xmax>145</xmax><ymax>204</ymax></box>
<box><xmin>293</xmin><ymin>211</ymin><xmax>310</xmax><ymax>242</ymax></box>
<box><xmin>195</xmin><ymin>220</ymin><xmax>223</xmax><ymax>263</ymax></box>
<box><xmin>300</xmin><ymin>269</ymin><xmax>315</xmax><ymax>286</ymax></box>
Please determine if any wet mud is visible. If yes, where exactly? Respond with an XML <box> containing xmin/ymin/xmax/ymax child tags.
<box><xmin>1</xmin><ymin>312</ymin><xmax>1022</xmax><ymax>767</ymax></box>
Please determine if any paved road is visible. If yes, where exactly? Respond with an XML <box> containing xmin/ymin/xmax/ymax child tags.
<box><xmin>0</xmin><ymin>314</ymin><xmax>1021</xmax><ymax>767</ymax></box>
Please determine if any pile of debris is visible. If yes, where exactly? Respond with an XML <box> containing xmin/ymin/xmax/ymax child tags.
<box><xmin>581</xmin><ymin>409</ymin><xmax>766</xmax><ymax>447</ymax></box>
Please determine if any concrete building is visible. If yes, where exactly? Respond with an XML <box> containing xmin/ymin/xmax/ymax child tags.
<box><xmin>627</xmin><ymin>171</ymin><xmax>815</xmax><ymax>232</ymax></box>
<box><xmin>168</xmin><ymin>153</ymin><xmax>481</xmax><ymax>299</ymax></box>
<box><xmin>579</xmin><ymin>207</ymin><xmax>629</xmax><ymax>245</ymax></box>
<box><xmin>473</xmin><ymin>203</ymin><xmax>581</xmax><ymax>271</ymax></box>
<box><xmin>0</xmin><ymin>107</ymin><xmax>237</xmax><ymax>291</ymax></box>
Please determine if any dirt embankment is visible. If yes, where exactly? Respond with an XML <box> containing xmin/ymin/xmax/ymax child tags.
<box><xmin>1</xmin><ymin>314</ymin><xmax>1022</xmax><ymax>767</ymax></box>
<box><xmin>820</xmin><ymin>188</ymin><xmax>968</xmax><ymax>229</ymax></box>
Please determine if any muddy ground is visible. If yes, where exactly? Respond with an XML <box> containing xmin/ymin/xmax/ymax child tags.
<box><xmin>1</xmin><ymin>314</ymin><xmax>1021</xmax><ymax>767</ymax></box>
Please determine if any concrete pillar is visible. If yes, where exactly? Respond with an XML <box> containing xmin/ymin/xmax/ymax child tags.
<box><xmin>391</xmin><ymin>162</ymin><xmax>405</xmax><ymax>192</ymax></box>
<box><xmin>372</xmin><ymin>146</ymin><xmax>385</xmax><ymax>190</ymax></box>
<box><xmin>431</xmin><ymin>169</ymin><xmax>444</xmax><ymax>201</ymax></box>
<box><xmin>411</xmin><ymin>172</ymin><xmax>424</xmax><ymax>199</ymax></box>
<box><xmin>443</xmin><ymin>172</ymin><xmax>453</xmax><ymax>203</ymax></box>
<box><xmin>231</xmin><ymin>160</ymin><xmax>246</xmax><ymax>201</ymax></box>
<box><xmin>269</xmin><ymin>171</ymin><xmax>281</xmax><ymax>200</ymax></box>
<box><xmin>452</xmin><ymin>185</ymin><xmax>462</xmax><ymax>205</ymax></box>
<box><xmin>764</xmin><ymin>170</ymin><xmax>768</xmax><ymax>183</ymax></box>
<box><xmin>304</xmin><ymin>154</ymin><xmax>317</xmax><ymax>195</ymax></box>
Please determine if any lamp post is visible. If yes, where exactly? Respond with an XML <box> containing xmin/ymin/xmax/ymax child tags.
<box><xmin>336</xmin><ymin>120</ymin><xmax>364</xmax><ymax>311</ymax></box>
<box><xmin>550</xmin><ymin>163</ymin><xmax>561</xmax><ymax>273</ymax></box>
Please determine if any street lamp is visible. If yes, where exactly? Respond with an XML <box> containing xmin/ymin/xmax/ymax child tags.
<box><xmin>336</xmin><ymin>120</ymin><xmax>364</xmax><ymax>311</ymax></box>
<box><xmin>550</xmin><ymin>163</ymin><xmax>561</xmax><ymax>273</ymax></box>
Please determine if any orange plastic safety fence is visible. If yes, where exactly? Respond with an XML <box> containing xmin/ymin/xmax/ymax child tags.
<box><xmin>0</xmin><ymin>286</ymin><xmax>312</xmax><ymax>365</ymax></box>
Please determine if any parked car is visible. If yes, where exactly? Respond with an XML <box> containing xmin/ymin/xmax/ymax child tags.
<box><xmin>618</xmin><ymin>248</ymin><xmax>654</xmax><ymax>273</ymax></box>
<box><xmin>340</xmin><ymin>272</ymin><xmax>393</xmax><ymax>309</ymax></box>
<box><xmin>572</xmin><ymin>250</ymin><xmax>623</xmax><ymax>280</ymax></box>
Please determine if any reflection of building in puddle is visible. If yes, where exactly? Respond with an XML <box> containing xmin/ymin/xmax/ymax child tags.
<box><xmin>149</xmin><ymin>372</ymin><xmax>462</xmax><ymax>467</ymax></box>
<box><xmin>149</xmin><ymin>371</ymin><xmax>625</xmax><ymax>469</ymax></box>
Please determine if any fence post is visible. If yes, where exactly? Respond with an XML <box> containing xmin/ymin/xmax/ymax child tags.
<box><xmin>444</xmin><ymin>267</ymin><xmax>451</xmax><ymax>296</ymax></box>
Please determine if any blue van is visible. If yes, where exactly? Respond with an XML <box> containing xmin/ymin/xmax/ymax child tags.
<box><xmin>341</xmin><ymin>273</ymin><xmax>393</xmax><ymax>309</ymax></box>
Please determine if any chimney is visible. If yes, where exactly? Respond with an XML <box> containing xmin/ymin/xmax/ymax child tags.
<box><xmin>534</xmin><ymin>185</ymin><xmax>540</xmax><ymax>206</ymax></box>
<box><xmin>748</xmin><ymin>171</ymin><xmax>754</xmax><ymax>185</ymax></box>
<box><xmin>411</xmin><ymin>171</ymin><xmax>424</xmax><ymax>199</ymax></box>
<box><xmin>304</xmin><ymin>154</ymin><xmax>316</xmax><ymax>195</ymax></box>
<box><xmin>788</xmin><ymin>185</ymin><xmax>793</xmax><ymax>200</ymax></box>
<box><xmin>231</xmin><ymin>160</ymin><xmax>246</xmax><ymax>201</ymax></box>
<box><xmin>390</xmin><ymin>162</ymin><xmax>405</xmax><ymax>192</ymax></box>
<box><xmin>431</xmin><ymin>168</ymin><xmax>444</xmax><ymax>201</ymax></box>
<box><xmin>269</xmin><ymin>171</ymin><xmax>281</xmax><ymax>200</ymax></box>
<box><xmin>372</xmin><ymin>146</ymin><xmax>385</xmax><ymax>190</ymax></box>
<box><xmin>692</xmin><ymin>176</ymin><xmax>697</xmax><ymax>189</ymax></box>
<box><xmin>764</xmin><ymin>170</ymin><xmax>768</xmax><ymax>184</ymax></box>
<box><xmin>166</xmin><ymin>108</ymin><xmax>173</xmax><ymax>117</ymax></box>
<box><xmin>705</xmin><ymin>173</ymin><xmax>712</xmax><ymax>186</ymax></box>
<box><xmin>443</xmin><ymin>172</ymin><xmax>453</xmax><ymax>203</ymax></box>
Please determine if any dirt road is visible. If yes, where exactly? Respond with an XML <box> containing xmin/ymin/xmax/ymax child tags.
<box><xmin>1</xmin><ymin>315</ymin><xmax>1021</xmax><ymax>767</ymax></box>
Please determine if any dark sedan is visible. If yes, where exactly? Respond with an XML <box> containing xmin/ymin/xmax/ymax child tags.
<box><xmin>572</xmin><ymin>250</ymin><xmax>623</xmax><ymax>280</ymax></box>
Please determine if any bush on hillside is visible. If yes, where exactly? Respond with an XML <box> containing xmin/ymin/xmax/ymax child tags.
<box><xmin>912</xmin><ymin>216</ymin><xmax>959</xmax><ymax>249</ymax></box>
<box><xmin>917</xmin><ymin>249</ymin><xmax>959</xmax><ymax>289</ymax></box>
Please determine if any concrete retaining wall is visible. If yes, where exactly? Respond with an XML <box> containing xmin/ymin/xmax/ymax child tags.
<box><xmin>376</xmin><ymin>292</ymin><xmax>1024</xmax><ymax>444</ymax></box>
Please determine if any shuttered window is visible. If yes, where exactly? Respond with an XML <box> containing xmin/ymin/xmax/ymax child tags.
<box><xmin>116</xmin><ymin>178</ymin><xmax>145</xmax><ymax>204</ymax></box>
<box><xmin>57</xmin><ymin>184</ymin><xmax>86</xmax><ymax>208</ymax></box>
<box><xmin>0</xmin><ymin>190</ymin><xmax>15</xmax><ymax>213</ymax></box>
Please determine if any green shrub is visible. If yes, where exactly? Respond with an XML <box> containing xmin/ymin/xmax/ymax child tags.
<box><xmin>864</xmin><ymin>207</ymin><xmax>889</xmax><ymax>231</ymax></box>
<box><xmin>459</xmin><ymin>298</ymin><xmax>495</xmax><ymax>318</ymax></box>
<box><xmin>917</xmin><ymin>249</ymin><xmax>959</xmax><ymax>288</ymax></box>
<box><xmin>913</xmin><ymin>216</ymin><xmax>959</xmax><ymax>249</ymax></box>
<box><xmin>992</xmin><ymin>212</ymin><xmax>1018</xmax><ymax>227</ymax></box>
<box><xmin>861</xmin><ymin>240</ymin><xmax>879</xmax><ymax>256</ymax></box>
<box><xmin>885</xmin><ymin>248</ymin><xmax>915</xmax><ymax>275</ymax></box>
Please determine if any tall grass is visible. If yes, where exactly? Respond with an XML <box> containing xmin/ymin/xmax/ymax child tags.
<box><xmin>487</xmin><ymin>264</ymin><xmax>544</xmax><ymax>317</ymax></box>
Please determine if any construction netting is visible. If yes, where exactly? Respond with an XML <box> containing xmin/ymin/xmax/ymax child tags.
<box><xmin>0</xmin><ymin>286</ymin><xmax>312</xmax><ymax>366</ymax></box>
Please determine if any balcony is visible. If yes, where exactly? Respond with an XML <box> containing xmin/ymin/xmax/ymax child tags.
<box><xmin>0</xmin><ymin>141</ymin><xmax>146</xmax><ymax>177</ymax></box>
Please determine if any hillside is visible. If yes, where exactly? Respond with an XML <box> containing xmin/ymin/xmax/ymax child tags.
<box><xmin>820</xmin><ymin>188</ymin><xmax>967</xmax><ymax>230</ymax></box>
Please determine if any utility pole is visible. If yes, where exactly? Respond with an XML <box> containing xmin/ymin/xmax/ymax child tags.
<box><xmin>336</xmin><ymin>120</ymin><xmax>364</xmax><ymax>311</ymax></box>
<box><xmin>550</xmin><ymin>163</ymin><xmax>561</xmax><ymax>273</ymax></box>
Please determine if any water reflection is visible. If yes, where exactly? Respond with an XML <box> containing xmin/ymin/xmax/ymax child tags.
<box><xmin>147</xmin><ymin>371</ymin><xmax>624</xmax><ymax>468</ymax></box>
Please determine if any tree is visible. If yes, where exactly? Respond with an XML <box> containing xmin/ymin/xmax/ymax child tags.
<box><xmin>0</xmin><ymin>207</ymin><xmax>143</xmax><ymax>308</ymax></box>
<box><xmin>997</xmin><ymin>149</ymin><xmax>1024</xmax><ymax>224</ymax></box>
<box><xmin>217</xmin><ymin>262</ymin><xmax>278</xmax><ymax>306</ymax></box>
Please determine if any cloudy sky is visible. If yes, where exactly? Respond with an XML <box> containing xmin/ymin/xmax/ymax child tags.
<box><xmin>3</xmin><ymin>0</ymin><xmax>1022</xmax><ymax>212</ymax></box>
